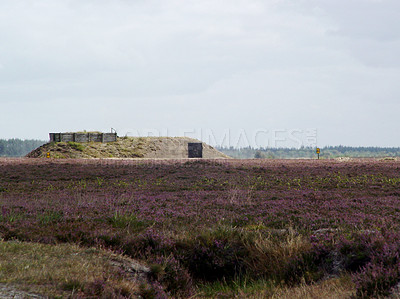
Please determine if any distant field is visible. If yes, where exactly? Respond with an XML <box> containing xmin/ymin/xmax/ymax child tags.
<box><xmin>1</xmin><ymin>158</ymin><xmax>400</xmax><ymax>297</ymax></box>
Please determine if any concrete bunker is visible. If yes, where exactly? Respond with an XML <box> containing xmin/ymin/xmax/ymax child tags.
<box><xmin>49</xmin><ymin>132</ymin><xmax>117</xmax><ymax>143</ymax></box>
<box><xmin>188</xmin><ymin>142</ymin><xmax>203</xmax><ymax>158</ymax></box>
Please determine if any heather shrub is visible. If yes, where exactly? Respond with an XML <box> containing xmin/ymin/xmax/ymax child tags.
<box><xmin>54</xmin><ymin>225</ymin><xmax>96</xmax><ymax>245</ymax></box>
<box><xmin>337</xmin><ymin>238</ymin><xmax>372</xmax><ymax>272</ymax></box>
<box><xmin>351</xmin><ymin>233</ymin><xmax>400</xmax><ymax>297</ymax></box>
<box><xmin>353</xmin><ymin>262</ymin><xmax>400</xmax><ymax>298</ymax></box>
<box><xmin>96</xmin><ymin>232</ymin><xmax>124</xmax><ymax>248</ymax></box>
<box><xmin>122</xmin><ymin>229</ymin><xmax>174</xmax><ymax>259</ymax></box>
<box><xmin>1</xmin><ymin>226</ymin><xmax>25</xmax><ymax>241</ymax></box>
<box><xmin>4</xmin><ymin>158</ymin><xmax>400</xmax><ymax>296</ymax></box>
<box><xmin>149</xmin><ymin>254</ymin><xmax>193</xmax><ymax>297</ymax></box>
<box><xmin>184</xmin><ymin>238</ymin><xmax>243</xmax><ymax>280</ymax></box>
<box><xmin>84</xmin><ymin>278</ymin><xmax>133</xmax><ymax>298</ymax></box>
<box><xmin>176</xmin><ymin>227</ymin><xmax>248</xmax><ymax>281</ymax></box>
<box><xmin>281</xmin><ymin>251</ymin><xmax>323</xmax><ymax>284</ymax></box>
<box><xmin>310</xmin><ymin>230</ymin><xmax>385</xmax><ymax>274</ymax></box>
<box><xmin>309</xmin><ymin>230</ymin><xmax>400</xmax><ymax>297</ymax></box>
<box><xmin>138</xmin><ymin>282</ymin><xmax>168</xmax><ymax>299</ymax></box>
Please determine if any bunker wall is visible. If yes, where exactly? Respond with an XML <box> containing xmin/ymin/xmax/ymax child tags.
<box><xmin>49</xmin><ymin>132</ymin><xmax>117</xmax><ymax>143</ymax></box>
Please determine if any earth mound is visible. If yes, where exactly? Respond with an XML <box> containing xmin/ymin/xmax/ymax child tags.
<box><xmin>26</xmin><ymin>137</ymin><xmax>230</xmax><ymax>159</ymax></box>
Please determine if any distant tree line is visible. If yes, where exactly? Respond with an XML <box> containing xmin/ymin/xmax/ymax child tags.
<box><xmin>217</xmin><ymin>145</ymin><xmax>400</xmax><ymax>159</ymax></box>
<box><xmin>0</xmin><ymin>139</ymin><xmax>46</xmax><ymax>157</ymax></box>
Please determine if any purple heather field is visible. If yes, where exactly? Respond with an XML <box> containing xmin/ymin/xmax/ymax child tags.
<box><xmin>1</xmin><ymin>157</ymin><xmax>400</xmax><ymax>297</ymax></box>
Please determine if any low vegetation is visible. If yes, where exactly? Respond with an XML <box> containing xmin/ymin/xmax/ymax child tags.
<box><xmin>0</xmin><ymin>242</ymin><xmax>145</xmax><ymax>297</ymax></box>
<box><xmin>1</xmin><ymin>158</ymin><xmax>400</xmax><ymax>297</ymax></box>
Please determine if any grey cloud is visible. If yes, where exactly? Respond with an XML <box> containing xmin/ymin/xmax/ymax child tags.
<box><xmin>0</xmin><ymin>0</ymin><xmax>399</xmax><ymax>146</ymax></box>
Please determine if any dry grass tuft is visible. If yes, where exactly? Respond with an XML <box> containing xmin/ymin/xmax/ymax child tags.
<box><xmin>228</xmin><ymin>188</ymin><xmax>254</xmax><ymax>205</ymax></box>
<box><xmin>244</xmin><ymin>228</ymin><xmax>311</xmax><ymax>278</ymax></box>
<box><xmin>196</xmin><ymin>275</ymin><xmax>355</xmax><ymax>298</ymax></box>
<box><xmin>270</xmin><ymin>275</ymin><xmax>355</xmax><ymax>299</ymax></box>
<box><xmin>0</xmin><ymin>241</ymin><xmax>143</xmax><ymax>297</ymax></box>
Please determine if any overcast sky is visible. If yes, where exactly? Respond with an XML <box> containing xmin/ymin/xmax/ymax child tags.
<box><xmin>1</xmin><ymin>0</ymin><xmax>399</xmax><ymax>147</ymax></box>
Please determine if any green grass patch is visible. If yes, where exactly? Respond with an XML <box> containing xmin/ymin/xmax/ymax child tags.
<box><xmin>67</xmin><ymin>142</ymin><xmax>85</xmax><ymax>152</ymax></box>
<box><xmin>37</xmin><ymin>211</ymin><xmax>63</xmax><ymax>225</ymax></box>
<box><xmin>108</xmin><ymin>211</ymin><xmax>151</xmax><ymax>231</ymax></box>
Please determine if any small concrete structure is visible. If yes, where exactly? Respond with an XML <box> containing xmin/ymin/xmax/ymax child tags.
<box><xmin>49</xmin><ymin>132</ymin><xmax>117</xmax><ymax>143</ymax></box>
<box><xmin>188</xmin><ymin>143</ymin><xmax>203</xmax><ymax>158</ymax></box>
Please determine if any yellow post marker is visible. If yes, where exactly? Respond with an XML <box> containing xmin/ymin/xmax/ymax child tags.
<box><xmin>316</xmin><ymin>148</ymin><xmax>320</xmax><ymax>159</ymax></box>
<box><xmin>46</xmin><ymin>152</ymin><xmax>50</xmax><ymax>159</ymax></box>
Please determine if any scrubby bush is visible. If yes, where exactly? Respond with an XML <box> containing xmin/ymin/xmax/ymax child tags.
<box><xmin>122</xmin><ymin>229</ymin><xmax>174</xmax><ymax>260</ymax></box>
<box><xmin>174</xmin><ymin>227</ymin><xmax>248</xmax><ymax>281</ymax></box>
<box><xmin>353</xmin><ymin>262</ymin><xmax>400</xmax><ymax>298</ymax></box>
<box><xmin>4</xmin><ymin>158</ymin><xmax>400</xmax><ymax>296</ymax></box>
<box><xmin>149</xmin><ymin>255</ymin><xmax>193</xmax><ymax>297</ymax></box>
